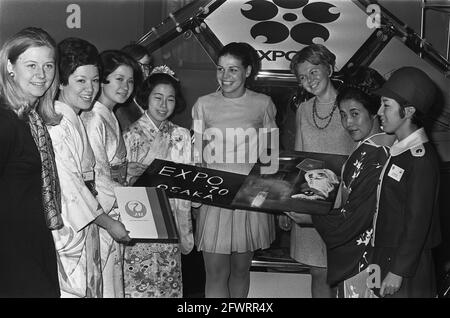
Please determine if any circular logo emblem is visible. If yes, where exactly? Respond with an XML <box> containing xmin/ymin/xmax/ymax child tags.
<box><xmin>241</xmin><ymin>0</ymin><xmax>340</xmax><ymax>45</ymax></box>
<box><xmin>124</xmin><ymin>200</ymin><xmax>147</xmax><ymax>218</ymax></box>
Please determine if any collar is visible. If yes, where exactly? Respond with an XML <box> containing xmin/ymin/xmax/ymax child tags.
<box><xmin>390</xmin><ymin>128</ymin><xmax>428</xmax><ymax>156</ymax></box>
<box><xmin>133</xmin><ymin>97</ymin><xmax>145</xmax><ymax>114</ymax></box>
<box><xmin>143</xmin><ymin>111</ymin><xmax>167</xmax><ymax>132</ymax></box>
<box><xmin>359</xmin><ymin>132</ymin><xmax>395</xmax><ymax>149</ymax></box>
<box><xmin>94</xmin><ymin>101</ymin><xmax>112</xmax><ymax>113</ymax></box>
<box><xmin>54</xmin><ymin>100</ymin><xmax>83</xmax><ymax>131</ymax></box>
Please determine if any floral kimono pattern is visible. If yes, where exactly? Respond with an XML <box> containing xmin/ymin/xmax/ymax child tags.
<box><xmin>48</xmin><ymin>101</ymin><xmax>103</xmax><ymax>297</ymax></box>
<box><xmin>122</xmin><ymin>113</ymin><xmax>193</xmax><ymax>298</ymax></box>
<box><xmin>312</xmin><ymin>133</ymin><xmax>391</xmax><ymax>287</ymax></box>
<box><xmin>81</xmin><ymin>101</ymin><xmax>127</xmax><ymax>298</ymax></box>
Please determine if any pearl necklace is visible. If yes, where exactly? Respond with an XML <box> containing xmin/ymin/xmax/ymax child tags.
<box><xmin>312</xmin><ymin>97</ymin><xmax>338</xmax><ymax>130</ymax></box>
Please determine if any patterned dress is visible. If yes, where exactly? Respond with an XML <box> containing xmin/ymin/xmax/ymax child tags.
<box><xmin>48</xmin><ymin>101</ymin><xmax>103</xmax><ymax>297</ymax></box>
<box><xmin>81</xmin><ymin>101</ymin><xmax>127</xmax><ymax>298</ymax></box>
<box><xmin>122</xmin><ymin>113</ymin><xmax>193</xmax><ymax>298</ymax></box>
<box><xmin>312</xmin><ymin>133</ymin><xmax>391</xmax><ymax>288</ymax></box>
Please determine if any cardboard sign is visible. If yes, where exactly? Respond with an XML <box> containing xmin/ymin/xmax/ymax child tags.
<box><xmin>134</xmin><ymin>151</ymin><xmax>347</xmax><ymax>215</ymax></box>
<box><xmin>134</xmin><ymin>160</ymin><xmax>247</xmax><ymax>208</ymax></box>
<box><xmin>114</xmin><ymin>187</ymin><xmax>178</xmax><ymax>241</ymax></box>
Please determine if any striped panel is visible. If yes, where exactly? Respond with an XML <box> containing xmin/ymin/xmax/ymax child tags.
<box><xmin>145</xmin><ymin>187</ymin><xmax>178</xmax><ymax>240</ymax></box>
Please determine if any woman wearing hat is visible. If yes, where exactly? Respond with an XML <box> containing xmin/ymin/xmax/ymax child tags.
<box><xmin>372</xmin><ymin>66</ymin><xmax>441</xmax><ymax>297</ymax></box>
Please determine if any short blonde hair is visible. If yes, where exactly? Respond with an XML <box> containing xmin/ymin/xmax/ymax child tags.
<box><xmin>290</xmin><ymin>44</ymin><xmax>336</xmax><ymax>78</ymax></box>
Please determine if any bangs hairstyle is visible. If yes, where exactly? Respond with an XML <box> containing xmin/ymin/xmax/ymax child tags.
<box><xmin>337</xmin><ymin>67</ymin><xmax>385</xmax><ymax>116</ymax></box>
<box><xmin>135</xmin><ymin>72</ymin><xmax>186</xmax><ymax>114</ymax></box>
<box><xmin>218</xmin><ymin>42</ymin><xmax>261</xmax><ymax>87</ymax></box>
<box><xmin>290</xmin><ymin>44</ymin><xmax>336</xmax><ymax>78</ymax></box>
<box><xmin>58</xmin><ymin>37</ymin><xmax>100</xmax><ymax>85</ymax></box>
<box><xmin>99</xmin><ymin>50</ymin><xmax>142</xmax><ymax>87</ymax></box>
<box><xmin>0</xmin><ymin>27</ymin><xmax>61</xmax><ymax>124</ymax></box>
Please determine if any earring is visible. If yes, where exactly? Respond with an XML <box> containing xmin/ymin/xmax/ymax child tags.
<box><xmin>9</xmin><ymin>72</ymin><xmax>14</xmax><ymax>78</ymax></box>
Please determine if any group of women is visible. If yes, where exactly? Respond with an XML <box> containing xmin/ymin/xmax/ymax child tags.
<box><xmin>281</xmin><ymin>44</ymin><xmax>440</xmax><ymax>298</ymax></box>
<box><xmin>0</xmin><ymin>25</ymin><xmax>441</xmax><ymax>299</ymax></box>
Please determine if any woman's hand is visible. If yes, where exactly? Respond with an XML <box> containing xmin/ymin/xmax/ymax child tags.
<box><xmin>127</xmin><ymin>162</ymin><xmax>149</xmax><ymax>186</ymax></box>
<box><xmin>277</xmin><ymin>214</ymin><xmax>292</xmax><ymax>231</ymax></box>
<box><xmin>106</xmin><ymin>219</ymin><xmax>131</xmax><ymax>243</ymax></box>
<box><xmin>94</xmin><ymin>213</ymin><xmax>131</xmax><ymax>243</ymax></box>
<box><xmin>380</xmin><ymin>272</ymin><xmax>403</xmax><ymax>297</ymax></box>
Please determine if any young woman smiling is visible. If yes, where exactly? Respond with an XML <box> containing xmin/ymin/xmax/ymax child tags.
<box><xmin>81</xmin><ymin>50</ymin><xmax>139</xmax><ymax>297</ymax></box>
<box><xmin>192</xmin><ymin>42</ymin><xmax>278</xmax><ymax>298</ymax></box>
<box><xmin>122</xmin><ymin>65</ymin><xmax>194</xmax><ymax>298</ymax></box>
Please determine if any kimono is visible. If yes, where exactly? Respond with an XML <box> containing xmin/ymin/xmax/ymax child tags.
<box><xmin>81</xmin><ymin>101</ymin><xmax>128</xmax><ymax>298</ymax></box>
<box><xmin>48</xmin><ymin>101</ymin><xmax>103</xmax><ymax>297</ymax></box>
<box><xmin>122</xmin><ymin>113</ymin><xmax>193</xmax><ymax>298</ymax></box>
<box><xmin>312</xmin><ymin>133</ymin><xmax>392</xmax><ymax>289</ymax></box>
<box><xmin>371</xmin><ymin>128</ymin><xmax>441</xmax><ymax>297</ymax></box>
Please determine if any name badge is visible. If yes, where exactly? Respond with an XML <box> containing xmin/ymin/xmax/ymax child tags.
<box><xmin>387</xmin><ymin>164</ymin><xmax>404</xmax><ymax>182</ymax></box>
<box><xmin>82</xmin><ymin>170</ymin><xmax>94</xmax><ymax>182</ymax></box>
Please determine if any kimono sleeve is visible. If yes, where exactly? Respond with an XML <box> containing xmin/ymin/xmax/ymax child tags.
<box><xmin>48</xmin><ymin>123</ymin><xmax>103</xmax><ymax>232</ymax></box>
<box><xmin>83</xmin><ymin>114</ymin><xmax>121</xmax><ymax>213</ymax></box>
<box><xmin>312</xmin><ymin>146</ymin><xmax>389</xmax><ymax>249</ymax></box>
<box><xmin>170</xmin><ymin>126</ymin><xmax>192</xmax><ymax>164</ymax></box>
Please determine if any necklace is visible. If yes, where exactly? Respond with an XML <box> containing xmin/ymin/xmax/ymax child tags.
<box><xmin>312</xmin><ymin>97</ymin><xmax>338</xmax><ymax>130</ymax></box>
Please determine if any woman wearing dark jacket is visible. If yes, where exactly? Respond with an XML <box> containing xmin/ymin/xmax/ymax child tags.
<box><xmin>0</xmin><ymin>27</ymin><xmax>62</xmax><ymax>297</ymax></box>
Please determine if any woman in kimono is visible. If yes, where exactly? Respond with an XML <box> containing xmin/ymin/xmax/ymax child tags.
<box><xmin>115</xmin><ymin>44</ymin><xmax>153</xmax><ymax>131</ymax></box>
<box><xmin>122</xmin><ymin>65</ymin><xmax>194</xmax><ymax>298</ymax></box>
<box><xmin>81</xmin><ymin>50</ymin><xmax>137</xmax><ymax>297</ymax></box>
<box><xmin>48</xmin><ymin>38</ymin><xmax>129</xmax><ymax>297</ymax></box>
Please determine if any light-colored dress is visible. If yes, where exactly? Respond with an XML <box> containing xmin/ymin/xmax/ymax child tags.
<box><xmin>81</xmin><ymin>101</ymin><xmax>127</xmax><ymax>298</ymax></box>
<box><xmin>292</xmin><ymin>96</ymin><xmax>355</xmax><ymax>267</ymax></box>
<box><xmin>192</xmin><ymin>89</ymin><xmax>277</xmax><ymax>253</ymax></box>
<box><xmin>48</xmin><ymin>101</ymin><xmax>103</xmax><ymax>298</ymax></box>
<box><xmin>122</xmin><ymin>113</ymin><xmax>193</xmax><ymax>298</ymax></box>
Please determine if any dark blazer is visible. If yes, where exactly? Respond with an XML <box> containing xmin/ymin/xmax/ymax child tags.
<box><xmin>374</xmin><ymin>141</ymin><xmax>441</xmax><ymax>278</ymax></box>
<box><xmin>0</xmin><ymin>105</ymin><xmax>60</xmax><ymax>297</ymax></box>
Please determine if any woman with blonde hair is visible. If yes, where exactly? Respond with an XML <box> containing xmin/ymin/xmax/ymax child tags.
<box><xmin>281</xmin><ymin>44</ymin><xmax>355</xmax><ymax>298</ymax></box>
<box><xmin>0</xmin><ymin>27</ymin><xmax>62</xmax><ymax>297</ymax></box>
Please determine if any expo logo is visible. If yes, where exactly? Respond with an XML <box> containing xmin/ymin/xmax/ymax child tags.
<box><xmin>124</xmin><ymin>200</ymin><xmax>147</xmax><ymax>218</ymax></box>
<box><xmin>241</xmin><ymin>0</ymin><xmax>340</xmax><ymax>46</ymax></box>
